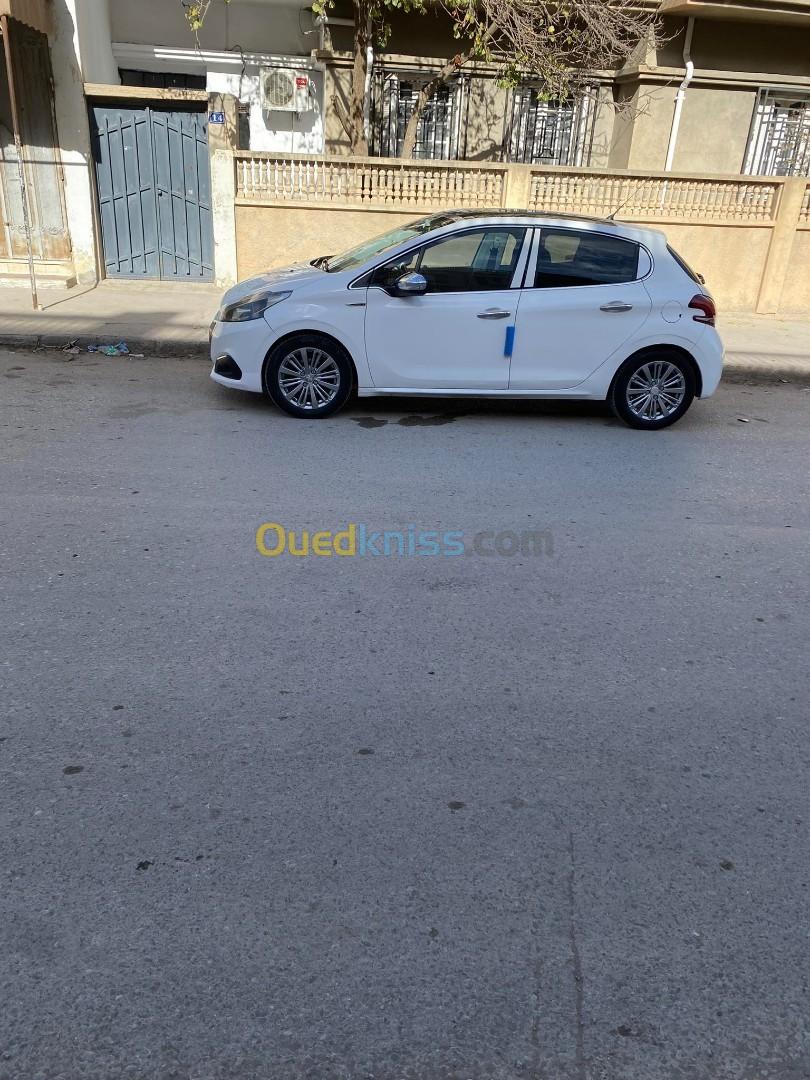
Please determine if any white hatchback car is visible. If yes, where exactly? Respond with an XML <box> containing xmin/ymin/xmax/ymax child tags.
<box><xmin>210</xmin><ymin>210</ymin><xmax>723</xmax><ymax>429</ymax></box>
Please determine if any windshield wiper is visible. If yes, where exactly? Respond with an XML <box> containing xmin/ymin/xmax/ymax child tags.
<box><xmin>310</xmin><ymin>255</ymin><xmax>332</xmax><ymax>270</ymax></box>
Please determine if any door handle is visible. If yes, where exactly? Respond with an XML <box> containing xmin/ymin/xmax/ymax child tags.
<box><xmin>477</xmin><ymin>309</ymin><xmax>511</xmax><ymax>319</ymax></box>
<box><xmin>600</xmin><ymin>301</ymin><xmax>633</xmax><ymax>312</ymax></box>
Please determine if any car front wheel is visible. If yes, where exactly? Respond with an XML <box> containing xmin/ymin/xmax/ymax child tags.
<box><xmin>610</xmin><ymin>352</ymin><xmax>695</xmax><ymax>430</ymax></box>
<box><xmin>264</xmin><ymin>334</ymin><xmax>353</xmax><ymax>419</ymax></box>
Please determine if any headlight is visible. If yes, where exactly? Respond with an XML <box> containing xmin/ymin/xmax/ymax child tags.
<box><xmin>219</xmin><ymin>290</ymin><xmax>291</xmax><ymax>322</ymax></box>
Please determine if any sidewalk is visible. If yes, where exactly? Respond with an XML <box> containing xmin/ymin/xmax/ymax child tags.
<box><xmin>0</xmin><ymin>280</ymin><xmax>221</xmax><ymax>356</ymax></box>
<box><xmin>0</xmin><ymin>278</ymin><xmax>808</xmax><ymax>377</ymax></box>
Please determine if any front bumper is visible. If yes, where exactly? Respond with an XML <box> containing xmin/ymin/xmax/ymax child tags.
<box><xmin>209</xmin><ymin>317</ymin><xmax>271</xmax><ymax>393</ymax></box>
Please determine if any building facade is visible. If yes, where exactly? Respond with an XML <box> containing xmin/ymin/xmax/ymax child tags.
<box><xmin>1</xmin><ymin>0</ymin><xmax>808</xmax><ymax>292</ymax></box>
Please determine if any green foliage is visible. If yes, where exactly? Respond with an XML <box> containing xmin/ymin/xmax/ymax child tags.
<box><xmin>181</xmin><ymin>0</ymin><xmax>229</xmax><ymax>33</ymax></box>
<box><xmin>312</xmin><ymin>0</ymin><xmax>427</xmax><ymax>49</ymax></box>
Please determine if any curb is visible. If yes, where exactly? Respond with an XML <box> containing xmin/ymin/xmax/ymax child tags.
<box><xmin>723</xmin><ymin>353</ymin><xmax>810</xmax><ymax>381</ymax></box>
<box><xmin>3</xmin><ymin>332</ymin><xmax>810</xmax><ymax>381</ymax></box>
<box><xmin>0</xmin><ymin>332</ymin><xmax>208</xmax><ymax>358</ymax></box>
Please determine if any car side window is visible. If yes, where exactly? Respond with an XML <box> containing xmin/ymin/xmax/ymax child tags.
<box><xmin>371</xmin><ymin>228</ymin><xmax>525</xmax><ymax>293</ymax></box>
<box><xmin>534</xmin><ymin>229</ymin><xmax>640</xmax><ymax>288</ymax></box>
<box><xmin>369</xmin><ymin>250</ymin><xmax>420</xmax><ymax>289</ymax></box>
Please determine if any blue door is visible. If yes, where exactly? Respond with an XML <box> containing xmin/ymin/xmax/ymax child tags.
<box><xmin>91</xmin><ymin>106</ymin><xmax>214</xmax><ymax>281</ymax></box>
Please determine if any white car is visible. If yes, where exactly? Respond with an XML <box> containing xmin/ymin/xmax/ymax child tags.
<box><xmin>210</xmin><ymin>210</ymin><xmax>723</xmax><ymax>430</ymax></box>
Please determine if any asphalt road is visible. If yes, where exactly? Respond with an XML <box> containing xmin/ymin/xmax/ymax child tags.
<box><xmin>1</xmin><ymin>349</ymin><xmax>809</xmax><ymax>1080</ymax></box>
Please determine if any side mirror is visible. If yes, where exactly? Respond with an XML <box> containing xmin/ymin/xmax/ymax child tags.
<box><xmin>393</xmin><ymin>271</ymin><xmax>427</xmax><ymax>297</ymax></box>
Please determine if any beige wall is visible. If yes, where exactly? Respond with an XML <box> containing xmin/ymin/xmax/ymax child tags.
<box><xmin>236</xmin><ymin>203</ymin><xmax>422</xmax><ymax>278</ymax></box>
<box><xmin>672</xmin><ymin>87</ymin><xmax>756</xmax><ymax>174</ymax></box>
<box><xmin>108</xmin><ymin>0</ymin><xmax>310</xmax><ymax>54</ymax></box>
<box><xmin>780</xmin><ymin>229</ymin><xmax>810</xmax><ymax>313</ymax></box>
<box><xmin>464</xmin><ymin>76</ymin><xmax>507</xmax><ymax>161</ymax></box>
<box><xmin>609</xmin><ymin>84</ymin><xmax>678</xmax><ymax>171</ymax></box>
<box><xmin>324</xmin><ymin>63</ymin><xmax>353</xmax><ymax>156</ymax></box>
<box><xmin>654</xmin><ymin>222</ymin><xmax>773</xmax><ymax>311</ymax></box>
<box><xmin>235</xmin><ymin>199</ymin><xmax>787</xmax><ymax>314</ymax></box>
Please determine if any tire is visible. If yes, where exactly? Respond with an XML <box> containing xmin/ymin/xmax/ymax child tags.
<box><xmin>610</xmin><ymin>351</ymin><xmax>696</xmax><ymax>430</ymax></box>
<box><xmin>264</xmin><ymin>333</ymin><xmax>354</xmax><ymax>419</ymax></box>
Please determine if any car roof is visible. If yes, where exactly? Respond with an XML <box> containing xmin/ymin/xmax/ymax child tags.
<box><xmin>425</xmin><ymin>209</ymin><xmax>664</xmax><ymax>244</ymax></box>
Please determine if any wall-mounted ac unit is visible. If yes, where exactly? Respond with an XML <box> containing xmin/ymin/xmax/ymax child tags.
<box><xmin>260</xmin><ymin>68</ymin><xmax>312</xmax><ymax>113</ymax></box>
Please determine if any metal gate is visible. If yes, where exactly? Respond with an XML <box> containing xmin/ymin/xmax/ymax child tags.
<box><xmin>0</xmin><ymin>18</ymin><xmax>71</xmax><ymax>262</ymax></box>
<box><xmin>91</xmin><ymin>106</ymin><xmax>214</xmax><ymax>280</ymax></box>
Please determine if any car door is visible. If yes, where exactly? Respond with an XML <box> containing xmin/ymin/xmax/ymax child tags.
<box><xmin>363</xmin><ymin>226</ymin><xmax>527</xmax><ymax>390</ymax></box>
<box><xmin>509</xmin><ymin>226</ymin><xmax>653</xmax><ymax>390</ymax></box>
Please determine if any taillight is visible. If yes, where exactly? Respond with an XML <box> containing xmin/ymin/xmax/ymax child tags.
<box><xmin>689</xmin><ymin>293</ymin><xmax>715</xmax><ymax>326</ymax></box>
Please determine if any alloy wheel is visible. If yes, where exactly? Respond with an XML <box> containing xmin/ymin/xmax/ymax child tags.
<box><xmin>625</xmin><ymin>361</ymin><xmax>687</xmax><ymax>421</ymax></box>
<box><xmin>277</xmin><ymin>347</ymin><xmax>341</xmax><ymax>411</ymax></box>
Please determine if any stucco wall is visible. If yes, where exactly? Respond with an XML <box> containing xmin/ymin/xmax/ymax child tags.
<box><xmin>234</xmin><ymin>201</ymin><xmax>781</xmax><ymax>313</ymax></box>
<box><xmin>207</xmin><ymin>65</ymin><xmax>325</xmax><ymax>154</ymax></box>
<box><xmin>780</xmin><ymin>229</ymin><xmax>810</xmax><ymax>314</ymax></box>
<box><xmin>672</xmin><ymin>87</ymin><xmax>756</xmax><ymax>174</ymax></box>
<box><xmin>654</xmin><ymin>222</ymin><xmax>773</xmax><ymax>312</ymax></box>
<box><xmin>236</xmin><ymin>203</ymin><xmax>420</xmax><ymax>278</ymax></box>
<box><xmin>464</xmin><ymin>77</ymin><xmax>507</xmax><ymax>161</ymax></box>
<box><xmin>50</xmin><ymin>0</ymin><xmax>102</xmax><ymax>283</ymax></box>
<box><xmin>610</xmin><ymin>84</ymin><xmax>678</xmax><ymax>171</ymax></box>
<box><xmin>109</xmin><ymin>0</ymin><xmax>310</xmax><ymax>55</ymax></box>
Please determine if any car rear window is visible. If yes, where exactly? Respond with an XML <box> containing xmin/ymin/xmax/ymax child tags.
<box><xmin>534</xmin><ymin>229</ymin><xmax>640</xmax><ymax>288</ymax></box>
<box><xmin>667</xmin><ymin>244</ymin><xmax>702</xmax><ymax>283</ymax></box>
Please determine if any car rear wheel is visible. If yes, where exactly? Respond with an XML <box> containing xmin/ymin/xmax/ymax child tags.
<box><xmin>610</xmin><ymin>352</ymin><xmax>695</xmax><ymax>430</ymax></box>
<box><xmin>264</xmin><ymin>334</ymin><xmax>353</xmax><ymax>419</ymax></box>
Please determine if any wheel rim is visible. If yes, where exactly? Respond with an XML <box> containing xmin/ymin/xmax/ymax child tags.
<box><xmin>277</xmin><ymin>347</ymin><xmax>340</xmax><ymax>411</ymax></box>
<box><xmin>625</xmin><ymin>361</ymin><xmax>686</xmax><ymax>421</ymax></box>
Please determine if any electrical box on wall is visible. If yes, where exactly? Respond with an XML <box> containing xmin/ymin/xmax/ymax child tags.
<box><xmin>260</xmin><ymin>69</ymin><xmax>312</xmax><ymax>113</ymax></box>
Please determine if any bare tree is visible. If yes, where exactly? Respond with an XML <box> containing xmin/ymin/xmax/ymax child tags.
<box><xmin>400</xmin><ymin>0</ymin><xmax>661</xmax><ymax>158</ymax></box>
<box><xmin>313</xmin><ymin>0</ymin><xmax>427</xmax><ymax>156</ymax></box>
<box><xmin>182</xmin><ymin>0</ymin><xmax>426</xmax><ymax>156</ymax></box>
<box><xmin>181</xmin><ymin>0</ymin><xmax>659</xmax><ymax>161</ymax></box>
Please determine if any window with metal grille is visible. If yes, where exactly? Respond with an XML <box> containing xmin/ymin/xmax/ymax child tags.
<box><xmin>506</xmin><ymin>88</ymin><xmax>596</xmax><ymax>166</ymax></box>
<box><xmin>370</xmin><ymin>71</ymin><xmax>469</xmax><ymax>159</ymax></box>
<box><xmin>744</xmin><ymin>88</ymin><xmax>810</xmax><ymax>176</ymax></box>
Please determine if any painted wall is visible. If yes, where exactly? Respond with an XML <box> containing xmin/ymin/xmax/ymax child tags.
<box><xmin>236</xmin><ymin>203</ymin><xmax>420</xmax><ymax>277</ymax></box>
<box><xmin>49</xmin><ymin>0</ymin><xmax>103</xmax><ymax>282</ymax></box>
<box><xmin>71</xmin><ymin>0</ymin><xmax>117</xmax><ymax>83</ymax></box>
<box><xmin>781</xmin><ymin>228</ymin><xmax>810</xmax><ymax>313</ymax></box>
<box><xmin>109</xmin><ymin>0</ymin><xmax>312</xmax><ymax>55</ymax></box>
<box><xmin>207</xmin><ymin>63</ymin><xmax>325</xmax><ymax>154</ymax></box>
<box><xmin>609</xmin><ymin>84</ymin><xmax>678</xmax><ymax>171</ymax></box>
<box><xmin>672</xmin><ymin>87</ymin><xmax>756</xmax><ymax>174</ymax></box>
<box><xmin>234</xmin><ymin>199</ymin><xmax>789</xmax><ymax>312</ymax></box>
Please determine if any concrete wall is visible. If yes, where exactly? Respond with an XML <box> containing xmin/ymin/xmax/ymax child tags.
<box><xmin>232</xmin><ymin>162</ymin><xmax>809</xmax><ymax>315</ymax></box>
<box><xmin>234</xmin><ymin>201</ymin><xmax>778</xmax><ymax>313</ymax></box>
<box><xmin>207</xmin><ymin>63</ymin><xmax>325</xmax><ymax>154</ymax></box>
<box><xmin>781</xmin><ymin>229</ymin><xmax>810</xmax><ymax>313</ymax></box>
<box><xmin>108</xmin><ymin>0</ymin><xmax>310</xmax><ymax>55</ymax></box>
<box><xmin>609</xmin><ymin>84</ymin><xmax>679</xmax><ymax>171</ymax></box>
<box><xmin>49</xmin><ymin>0</ymin><xmax>103</xmax><ymax>283</ymax></box>
<box><xmin>236</xmin><ymin>203</ymin><xmax>419</xmax><ymax>278</ymax></box>
<box><xmin>463</xmin><ymin>75</ymin><xmax>507</xmax><ymax>161</ymax></box>
<box><xmin>671</xmin><ymin>87</ymin><xmax>756</xmax><ymax>174</ymax></box>
<box><xmin>71</xmin><ymin>0</ymin><xmax>117</xmax><ymax>83</ymax></box>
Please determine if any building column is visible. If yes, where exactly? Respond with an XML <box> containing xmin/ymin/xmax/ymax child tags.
<box><xmin>49</xmin><ymin>0</ymin><xmax>118</xmax><ymax>284</ymax></box>
<box><xmin>756</xmin><ymin>178</ymin><xmax>806</xmax><ymax>315</ymax></box>
<box><xmin>208</xmin><ymin>93</ymin><xmax>239</xmax><ymax>288</ymax></box>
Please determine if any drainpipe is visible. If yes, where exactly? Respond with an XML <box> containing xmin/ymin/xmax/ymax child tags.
<box><xmin>664</xmin><ymin>16</ymin><xmax>695</xmax><ymax>171</ymax></box>
<box><xmin>363</xmin><ymin>43</ymin><xmax>373</xmax><ymax>145</ymax></box>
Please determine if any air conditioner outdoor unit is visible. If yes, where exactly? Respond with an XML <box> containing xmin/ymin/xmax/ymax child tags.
<box><xmin>260</xmin><ymin>68</ymin><xmax>312</xmax><ymax>112</ymax></box>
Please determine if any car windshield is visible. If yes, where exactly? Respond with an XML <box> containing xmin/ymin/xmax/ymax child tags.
<box><xmin>324</xmin><ymin>214</ymin><xmax>459</xmax><ymax>273</ymax></box>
